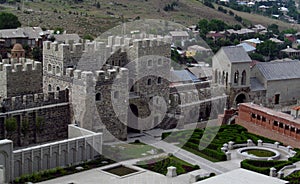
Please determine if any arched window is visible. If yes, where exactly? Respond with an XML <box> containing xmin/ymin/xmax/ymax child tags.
<box><xmin>241</xmin><ymin>70</ymin><xmax>246</xmax><ymax>85</ymax></box>
<box><xmin>222</xmin><ymin>71</ymin><xmax>225</xmax><ymax>85</ymax></box>
<box><xmin>48</xmin><ymin>84</ymin><xmax>52</xmax><ymax>92</ymax></box>
<box><xmin>158</xmin><ymin>58</ymin><xmax>162</xmax><ymax>65</ymax></box>
<box><xmin>147</xmin><ymin>78</ymin><xmax>152</xmax><ymax>85</ymax></box>
<box><xmin>234</xmin><ymin>71</ymin><xmax>239</xmax><ymax>84</ymax></box>
<box><xmin>56</xmin><ymin>86</ymin><xmax>60</xmax><ymax>91</ymax></box>
<box><xmin>147</xmin><ymin>60</ymin><xmax>153</xmax><ymax>67</ymax></box>
<box><xmin>56</xmin><ymin>66</ymin><xmax>61</xmax><ymax>75</ymax></box>
<box><xmin>214</xmin><ymin>70</ymin><xmax>218</xmax><ymax>83</ymax></box>
<box><xmin>225</xmin><ymin>72</ymin><xmax>228</xmax><ymax>86</ymax></box>
<box><xmin>48</xmin><ymin>64</ymin><xmax>52</xmax><ymax>72</ymax></box>
<box><xmin>157</xmin><ymin>77</ymin><xmax>162</xmax><ymax>84</ymax></box>
<box><xmin>114</xmin><ymin>91</ymin><xmax>119</xmax><ymax>99</ymax></box>
<box><xmin>95</xmin><ymin>93</ymin><xmax>101</xmax><ymax>101</ymax></box>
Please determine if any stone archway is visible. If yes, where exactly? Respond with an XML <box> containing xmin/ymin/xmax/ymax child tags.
<box><xmin>235</xmin><ymin>93</ymin><xmax>247</xmax><ymax>105</ymax></box>
<box><xmin>128</xmin><ymin>104</ymin><xmax>140</xmax><ymax>133</ymax></box>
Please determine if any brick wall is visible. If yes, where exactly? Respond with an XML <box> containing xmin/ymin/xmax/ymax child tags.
<box><xmin>236</xmin><ymin>103</ymin><xmax>300</xmax><ymax>148</ymax></box>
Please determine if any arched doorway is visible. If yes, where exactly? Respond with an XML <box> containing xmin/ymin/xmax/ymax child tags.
<box><xmin>235</xmin><ymin>93</ymin><xmax>246</xmax><ymax>105</ymax></box>
<box><xmin>128</xmin><ymin>104</ymin><xmax>140</xmax><ymax>133</ymax></box>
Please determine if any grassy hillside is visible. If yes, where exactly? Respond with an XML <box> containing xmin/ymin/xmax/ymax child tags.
<box><xmin>0</xmin><ymin>0</ymin><xmax>299</xmax><ymax>36</ymax></box>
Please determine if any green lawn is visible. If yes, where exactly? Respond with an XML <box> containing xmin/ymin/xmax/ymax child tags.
<box><xmin>136</xmin><ymin>155</ymin><xmax>199</xmax><ymax>176</ymax></box>
<box><xmin>103</xmin><ymin>142</ymin><xmax>164</xmax><ymax>161</ymax></box>
<box><xmin>246</xmin><ymin>149</ymin><xmax>275</xmax><ymax>157</ymax></box>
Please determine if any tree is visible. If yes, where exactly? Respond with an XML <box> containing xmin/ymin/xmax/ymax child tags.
<box><xmin>32</xmin><ymin>47</ymin><xmax>42</xmax><ymax>61</ymax></box>
<box><xmin>0</xmin><ymin>12</ymin><xmax>21</xmax><ymax>29</ymax></box>
<box><xmin>267</xmin><ymin>24</ymin><xmax>279</xmax><ymax>35</ymax></box>
<box><xmin>256</xmin><ymin>40</ymin><xmax>278</xmax><ymax>59</ymax></box>
<box><xmin>83</xmin><ymin>34</ymin><xmax>94</xmax><ymax>41</ymax></box>
<box><xmin>249</xmin><ymin>52</ymin><xmax>265</xmax><ymax>62</ymax></box>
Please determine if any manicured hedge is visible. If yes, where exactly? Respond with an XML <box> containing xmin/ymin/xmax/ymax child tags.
<box><xmin>285</xmin><ymin>170</ymin><xmax>300</xmax><ymax>184</ymax></box>
<box><xmin>184</xmin><ymin>142</ymin><xmax>226</xmax><ymax>161</ymax></box>
<box><xmin>241</xmin><ymin>159</ymin><xmax>293</xmax><ymax>176</ymax></box>
<box><xmin>162</xmin><ymin>124</ymin><xmax>281</xmax><ymax>162</ymax></box>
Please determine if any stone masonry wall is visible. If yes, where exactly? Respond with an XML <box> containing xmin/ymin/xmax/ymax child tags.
<box><xmin>0</xmin><ymin>59</ymin><xmax>42</xmax><ymax>98</ymax></box>
<box><xmin>0</xmin><ymin>90</ymin><xmax>70</xmax><ymax>147</ymax></box>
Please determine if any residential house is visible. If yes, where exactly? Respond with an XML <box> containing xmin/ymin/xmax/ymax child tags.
<box><xmin>242</xmin><ymin>38</ymin><xmax>263</xmax><ymax>48</ymax></box>
<box><xmin>281</xmin><ymin>47</ymin><xmax>300</xmax><ymax>57</ymax></box>
<box><xmin>237</xmin><ymin>43</ymin><xmax>256</xmax><ymax>53</ymax></box>
<box><xmin>169</xmin><ymin>31</ymin><xmax>189</xmax><ymax>43</ymax></box>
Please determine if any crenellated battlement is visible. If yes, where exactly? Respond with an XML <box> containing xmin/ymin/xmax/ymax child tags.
<box><xmin>72</xmin><ymin>65</ymin><xmax>129</xmax><ymax>84</ymax></box>
<box><xmin>0</xmin><ymin>59</ymin><xmax>41</xmax><ymax>73</ymax></box>
<box><xmin>1</xmin><ymin>90</ymin><xmax>69</xmax><ymax>112</ymax></box>
<box><xmin>43</xmin><ymin>35</ymin><xmax>172</xmax><ymax>60</ymax></box>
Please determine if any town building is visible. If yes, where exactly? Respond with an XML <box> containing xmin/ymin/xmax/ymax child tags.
<box><xmin>236</xmin><ymin>103</ymin><xmax>300</xmax><ymax>148</ymax></box>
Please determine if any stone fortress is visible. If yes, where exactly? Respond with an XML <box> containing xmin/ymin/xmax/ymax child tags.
<box><xmin>0</xmin><ymin>30</ymin><xmax>298</xmax><ymax>183</ymax></box>
<box><xmin>41</xmin><ymin>33</ymin><xmax>226</xmax><ymax>141</ymax></box>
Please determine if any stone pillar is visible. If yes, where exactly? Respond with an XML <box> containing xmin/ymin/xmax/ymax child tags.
<box><xmin>247</xmin><ymin>139</ymin><xmax>253</xmax><ymax>147</ymax></box>
<box><xmin>226</xmin><ymin>152</ymin><xmax>231</xmax><ymax>161</ymax></box>
<box><xmin>274</xmin><ymin>142</ymin><xmax>280</xmax><ymax>148</ymax></box>
<box><xmin>0</xmin><ymin>140</ymin><xmax>13</xmax><ymax>183</ymax></box>
<box><xmin>270</xmin><ymin>167</ymin><xmax>277</xmax><ymax>177</ymax></box>
<box><xmin>167</xmin><ymin>166</ymin><xmax>177</xmax><ymax>177</ymax></box>
<box><xmin>287</xmin><ymin>146</ymin><xmax>293</xmax><ymax>153</ymax></box>
<box><xmin>221</xmin><ymin>147</ymin><xmax>227</xmax><ymax>153</ymax></box>
<box><xmin>257</xmin><ymin>140</ymin><xmax>263</xmax><ymax>147</ymax></box>
<box><xmin>228</xmin><ymin>141</ymin><xmax>234</xmax><ymax>150</ymax></box>
<box><xmin>277</xmin><ymin>171</ymin><xmax>284</xmax><ymax>179</ymax></box>
<box><xmin>223</xmin><ymin>143</ymin><xmax>228</xmax><ymax>150</ymax></box>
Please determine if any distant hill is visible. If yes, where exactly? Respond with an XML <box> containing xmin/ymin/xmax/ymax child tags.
<box><xmin>0</xmin><ymin>0</ymin><xmax>299</xmax><ymax>36</ymax></box>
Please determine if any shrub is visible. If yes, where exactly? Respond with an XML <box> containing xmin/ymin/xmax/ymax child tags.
<box><xmin>241</xmin><ymin>160</ymin><xmax>293</xmax><ymax>175</ymax></box>
<box><xmin>5</xmin><ymin>117</ymin><xmax>17</xmax><ymax>132</ymax></box>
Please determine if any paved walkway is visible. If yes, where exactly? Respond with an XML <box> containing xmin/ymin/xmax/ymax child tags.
<box><xmin>137</xmin><ymin>135</ymin><xmax>229</xmax><ymax>174</ymax></box>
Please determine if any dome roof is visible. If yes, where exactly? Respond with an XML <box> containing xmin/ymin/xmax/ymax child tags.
<box><xmin>12</xmin><ymin>43</ymin><xmax>24</xmax><ymax>52</ymax></box>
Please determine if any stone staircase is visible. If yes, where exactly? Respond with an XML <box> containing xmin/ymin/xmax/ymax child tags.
<box><xmin>281</xmin><ymin>161</ymin><xmax>300</xmax><ymax>177</ymax></box>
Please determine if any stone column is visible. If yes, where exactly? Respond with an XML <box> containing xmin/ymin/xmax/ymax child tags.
<box><xmin>257</xmin><ymin>140</ymin><xmax>263</xmax><ymax>147</ymax></box>
<box><xmin>277</xmin><ymin>171</ymin><xmax>284</xmax><ymax>179</ymax></box>
<box><xmin>167</xmin><ymin>166</ymin><xmax>177</xmax><ymax>177</ymax></box>
<box><xmin>287</xmin><ymin>146</ymin><xmax>293</xmax><ymax>153</ymax></box>
<box><xmin>247</xmin><ymin>139</ymin><xmax>253</xmax><ymax>147</ymax></box>
<box><xmin>226</xmin><ymin>152</ymin><xmax>231</xmax><ymax>161</ymax></box>
<box><xmin>274</xmin><ymin>142</ymin><xmax>280</xmax><ymax>148</ymax></box>
<box><xmin>270</xmin><ymin>167</ymin><xmax>277</xmax><ymax>177</ymax></box>
<box><xmin>228</xmin><ymin>141</ymin><xmax>234</xmax><ymax>150</ymax></box>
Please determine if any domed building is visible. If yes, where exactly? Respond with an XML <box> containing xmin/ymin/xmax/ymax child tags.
<box><xmin>11</xmin><ymin>43</ymin><xmax>25</xmax><ymax>59</ymax></box>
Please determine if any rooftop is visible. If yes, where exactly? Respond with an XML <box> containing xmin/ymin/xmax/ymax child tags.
<box><xmin>237</xmin><ymin>43</ymin><xmax>256</xmax><ymax>52</ymax></box>
<box><xmin>170</xmin><ymin>70</ymin><xmax>200</xmax><ymax>83</ymax></box>
<box><xmin>195</xmin><ymin>168</ymin><xmax>288</xmax><ymax>184</ymax></box>
<box><xmin>250</xmin><ymin>77</ymin><xmax>265</xmax><ymax>91</ymax></box>
<box><xmin>219</xmin><ymin>46</ymin><xmax>252</xmax><ymax>63</ymax></box>
<box><xmin>53</xmin><ymin>33</ymin><xmax>81</xmax><ymax>43</ymax></box>
<box><xmin>254</xmin><ymin>60</ymin><xmax>300</xmax><ymax>81</ymax></box>
<box><xmin>0</xmin><ymin>27</ymin><xmax>44</xmax><ymax>39</ymax></box>
<box><xmin>240</xmin><ymin>103</ymin><xmax>300</xmax><ymax>125</ymax></box>
<box><xmin>169</xmin><ymin>31</ymin><xmax>189</xmax><ymax>37</ymax></box>
<box><xmin>243</xmin><ymin>38</ymin><xmax>263</xmax><ymax>44</ymax></box>
<box><xmin>281</xmin><ymin>47</ymin><xmax>300</xmax><ymax>53</ymax></box>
